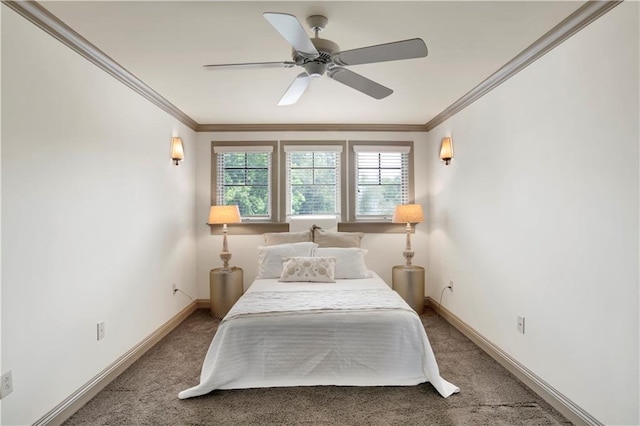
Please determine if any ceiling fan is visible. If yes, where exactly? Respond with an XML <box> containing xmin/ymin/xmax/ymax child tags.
<box><xmin>203</xmin><ymin>12</ymin><xmax>429</xmax><ymax>106</ymax></box>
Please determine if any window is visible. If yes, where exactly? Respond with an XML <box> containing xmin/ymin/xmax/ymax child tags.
<box><xmin>353</xmin><ymin>145</ymin><xmax>411</xmax><ymax>220</ymax></box>
<box><xmin>211</xmin><ymin>140</ymin><xmax>414</xmax><ymax>232</ymax></box>
<box><xmin>284</xmin><ymin>145</ymin><xmax>342</xmax><ymax>217</ymax></box>
<box><xmin>214</xmin><ymin>145</ymin><xmax>274</xmax><ymax>220</ymax></box>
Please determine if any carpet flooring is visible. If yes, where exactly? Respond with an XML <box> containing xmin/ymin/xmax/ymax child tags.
<box><xmin>63</xmin><ymin>308</ymin><xmax>571</xmax><ymax>425</ymax></box>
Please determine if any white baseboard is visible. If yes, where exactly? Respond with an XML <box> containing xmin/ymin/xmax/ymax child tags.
<box><xmin>34</xmin><ymin>302</ymin><xmax>199</xmax><ymax>426</ymax></box>
<box><xmin>196</xmin><ymin>298</ymin><xmax>210</xmax><ymax>310</ymax></box>
<box><xmin>426</xmin><ymin>297</ymin><xmax>602</xmax><ymax>426</ymax></box>
<box><xmin>30</xmin><ymin>297</ymin><xmax>601</xmax><ymax>425</ymax></box>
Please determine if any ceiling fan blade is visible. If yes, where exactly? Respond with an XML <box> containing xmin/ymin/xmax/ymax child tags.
<box><xmin>328</xmin><ymin>67</ymin><xmax>393</xmax><ymax>100</ymax></box>
<box><xmin>203</xmin><ymin>61</ymin><xmax>295</xmax><ymax>70</ymax></box>
<box><xmin>263</xmin><ymin>12</ymin><xmax>319</xmax><ymax>59</ymax></box>
<box><xmin>278</xmin><ymin>72</ymin><xmax>312</xmax><ymax>106</ymax></box>
<box><xmin>332</xmin><ymin>38</ymin><xmax>428</xmax><ymax>66</ymax></box>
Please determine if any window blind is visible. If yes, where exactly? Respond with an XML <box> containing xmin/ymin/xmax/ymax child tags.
<box><xmin>355</xmin><ymin>148</ymin><xmax>409</xmax><ymax>219</ymax></box>
<box><xmin>214</xmin><ymin>146</ymin><xmax>274</xmax><ymax>153</ymax></box>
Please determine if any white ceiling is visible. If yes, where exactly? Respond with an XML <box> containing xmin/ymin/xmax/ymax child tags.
<box><xmin>42</xmin><ymin>1</ymin><xmax>584</xmax><ymax>126</ymax></box>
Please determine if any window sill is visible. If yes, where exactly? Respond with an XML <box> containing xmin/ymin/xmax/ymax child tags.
<box><xmin>208</xmin><ymin>222</ymin><xmax>289</xmax><ymax>235</ymax></box>
<box><xmin>208</xmin><ymin>221</ymin><xmax>414</xmax><ymax>235</ymax></box>
<box><xmin>338</xmin><ymin>222</ymin><xmax>411</xmax><ymax>233</ymax></box>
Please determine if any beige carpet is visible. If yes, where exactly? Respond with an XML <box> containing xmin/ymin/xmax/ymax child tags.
<box><xmin>63</xmin><ymin>309</ymin><xmax>571</xmax><ymax>425</ymax></box>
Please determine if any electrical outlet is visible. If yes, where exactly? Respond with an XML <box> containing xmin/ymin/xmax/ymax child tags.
<box><xmin>97</xmin><ymin>321</ymin><xmax>106</xmax><ymax>341</ymax></box>
<box><xmin>1</xmin><ymin>370</ymin><xmax>13</xmax><ymax>399</ymax></box>
<box><xmin>448</xmin><ymin>280</ymin><xmax>454</xmax><ymax>291</ymax></box>
<box><xmin>517</xmin><ymin>316</ymin><xmax>525</xmax><ymax>334</ymax></box>
<box><xmin>172</xmin><ymin>283</ymin><xmax>177</xmax><ymax>294</ymax></box>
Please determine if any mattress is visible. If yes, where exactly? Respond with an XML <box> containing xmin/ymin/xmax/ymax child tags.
<box><xmin>179</xmin><ymin>274</ymin><xmax>458</xmax><ymax>399</ymax></box>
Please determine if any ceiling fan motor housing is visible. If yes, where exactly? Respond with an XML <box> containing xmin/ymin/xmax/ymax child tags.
<box><xmin>293</xmin><ymin>37</ymin><xmax>339</xmax><ymax>78</ymax></box>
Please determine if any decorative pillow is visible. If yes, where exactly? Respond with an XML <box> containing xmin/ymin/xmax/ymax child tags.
<box><xmin>279</xmin><ymin>256</ymin><xmax>336</xmax><ymax>283</ymax></box>
<box><xmin>313</xmin><ymin>229</ymin><xmax>364</xmax><ymax>248</ymax></box>
<box><xmin>263</xmin><ymin>230</ymin><xmax>312</xmax><ymax>246</ymax></box>
<box><xmin>313</xmin><ymin>247</ymin><xmax>372</xmax><ymax>279</ymax></box>
<box><xmin>257</xmin><ymin>242</ymin><xmax>318</xmax><ymax>279</ymax></box>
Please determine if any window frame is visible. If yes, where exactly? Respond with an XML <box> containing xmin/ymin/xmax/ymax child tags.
<box><xmin>209</xmin><ymin>140</ymin><xmax>413</xmax><ymax>234</ymax></box>
<box><xmin>279</xmin><ymin>141</ymin><xmax>347</xmax><ymax>222</ymax></box>
<box><xmin>211</xmin><ymin>141</ymin><xmax>284</xmax><ymax>232</ymax></box>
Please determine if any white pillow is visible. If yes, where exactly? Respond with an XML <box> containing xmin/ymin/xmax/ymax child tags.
<box><xmin>279</xmin><ymin>256</ymin><xmax>336</xmax><ymax>283</ymax></box>
<box><xmin>257</xmin><ymin>242</ymin><xmax>318</xmax><ymax>279</ymax></box>
<box><xmin>313</xmin><ymin>247</ymin><xmax>371</xmax><ymax>279</ymax></box>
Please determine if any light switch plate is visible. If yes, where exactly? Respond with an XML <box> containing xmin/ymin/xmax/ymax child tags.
<box><xmin>1</xmin><ymin>370</ymin><xmax>13</xmax><ymax>399</ymax></box>
<box><xmin>97</xmin><ymin>322</ymin><xmax>105</xmax><ymax>340</ymax></box>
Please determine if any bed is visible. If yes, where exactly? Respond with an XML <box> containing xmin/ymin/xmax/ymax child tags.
<box><xmin>179</xmin><ymin>267</ymin><xmax>458</xmax><ymax>399</ymax></box>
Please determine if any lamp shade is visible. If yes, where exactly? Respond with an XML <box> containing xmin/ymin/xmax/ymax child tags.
<box><xmin>208</xmin><ymin>205</ymin><xmax>241</xmax><ymax>225</ymax></box>
<box><xmin>392</xmin><ymin>204</ymin><xmax>424</xmax><ymax>224</ymax></box>
<box><xmin>171</xmin><ymin>137</ymin><xmax>184</xmax><ymax>163</ymax></box>
<box><xmin>440</xmin><ymin>137</ymin><xmax>453</xmax><ymax>164</ymax></box>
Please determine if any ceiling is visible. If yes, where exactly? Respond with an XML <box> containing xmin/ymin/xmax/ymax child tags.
<box><xmin>41</xmin><ymin>1</ymin><xmax>584</xmax><ymax>126</ymax></box>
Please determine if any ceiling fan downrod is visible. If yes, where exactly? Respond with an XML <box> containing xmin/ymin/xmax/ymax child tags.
<box><xmin>306</xmin><ymin>15</ymin><xmax>328</xmax><ymax>36</ymax></box>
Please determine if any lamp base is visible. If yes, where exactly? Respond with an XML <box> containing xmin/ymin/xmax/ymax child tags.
<box><xmin>402</xmin><ymin>249</ymin><xmax>415</xmax><ymax>269</ymax></box>
<box><xmin>220</xmin><ymin>250</ymin><xmax>232</xmax><ymax>272</ymax></box>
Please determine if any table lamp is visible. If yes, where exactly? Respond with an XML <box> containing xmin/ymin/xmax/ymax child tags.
<box><xmin>208</xmin><ymin>205</ymin><xmax>241</xmax><ymax>271</ymax></box>
<box><xmin>392</xmin><ymin>204</ymin><xmax>424</xmax><ymax>269</ymax></box>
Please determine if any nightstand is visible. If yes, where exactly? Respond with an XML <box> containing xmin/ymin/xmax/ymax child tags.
<box><xmin>209</xmin><ymin>267</ymin><xmax>243</xmax><ymax>319</ymax></box>
<box><xmin>392</xmin><ymin>265</ymin><xmax>425</xmax><ymax>314</ymax></box>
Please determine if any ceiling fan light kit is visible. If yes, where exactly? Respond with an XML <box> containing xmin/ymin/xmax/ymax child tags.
<box><xmin>203</xmin><ymin>12</ymin><xmax>428</xmax><ymax>106</ymax></box>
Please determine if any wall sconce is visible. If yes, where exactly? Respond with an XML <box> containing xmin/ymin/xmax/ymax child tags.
<box><xmin>171</xmin><ymin>137</ymin><xmax>184</xmax><ymax>166</ymax></box>
<box><xmin>440</xmin><ymin>137</ymin><xmax>453</xmax><ymax>165</ymax></box>
<box><xmin>208</xmin><ymin>205</ymin><xmax>242</xmax><ymax>271</ymax></box>
<box><xmin>392</xmin><ymin>204</ymin><xmax>424</xmax><ymax>269</ymax></box>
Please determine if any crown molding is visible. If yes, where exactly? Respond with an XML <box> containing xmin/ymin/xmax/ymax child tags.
<box><xmin>3</xmin><ymin>0</ymin><xmax>199</xmax><ymax>131</ymax></box>
<box><xmin>424</xmin><ymin>0</ymin><xmax>622</xmax><ymax>131</ymax></box>
<box><xmin>4</xmin><ymin>0</ymin><xmax>620</xmax><ymax>135</ymax></box>
<box><xmin>196</xmin><ymin>123</ymin><xmax>427</xmax><ymax>133</ymax></box>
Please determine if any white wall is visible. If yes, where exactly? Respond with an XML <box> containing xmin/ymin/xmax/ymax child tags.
<box><xmin>1</xmin><ymin>7</ymin><xmax>197</xmax><ymax>425</ymax></box>
<box><xmin>426</xmin><ymin>3</ymin><xmax>639</xmax><ymax>425</ymax></box>
<box><xmin>3</xmin><ymin>2</ymin><xmax>636</xmax><ymax>425</ymax></box>
<box><xmin>195</xmin><ymin>131</ymin><xmax>429</xmax><ymax>297</ymax></box>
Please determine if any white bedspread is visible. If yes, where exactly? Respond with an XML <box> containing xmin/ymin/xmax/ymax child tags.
<box><xmin>224</xmin><ymin>288</ymin><xmax>415</xmax><ymax>320</ymax></box>
<box><xmin>179</xmin><ymin>274</ymin><xmax>459</xmax><ymax>399</ymax></box>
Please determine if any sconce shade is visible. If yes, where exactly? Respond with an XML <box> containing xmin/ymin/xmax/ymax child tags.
<box><xmin>392</xmin><ymin>204</ymin><xmax>424</xmax><ymax>224</ymax></box>
<box><xmin>440</xmin><ymin>137</ymin><xmax>453</xmax><ymax>165</ymax></box>
<box><xmin>171</xmin><ymin>137</ymin><xmax>184</xmax><ymax>165</ymax></box>
<box><xmin>208</xmin><ymin>205</ymin><xmax>242</xmax><ymax>225</ymax></box>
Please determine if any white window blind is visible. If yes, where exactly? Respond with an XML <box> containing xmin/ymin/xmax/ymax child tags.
<box><xmin>214</xmin><ymin>146</ymin><xmax>274</xmax><ymax>153</ymax></box>
<box><xmin>286</xmin><ymin>148</ymin><xmax>341</xmax><ymax>217</ymax></box>
<box><xmin>216</xmin><ymin>149</ymin><xmax>272</xmax><ymax>219</ymax></box>
<box><xmin>354</xmin><ymin>146</ymin><xmax>409</xmax><ymax>219</ymax></box>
